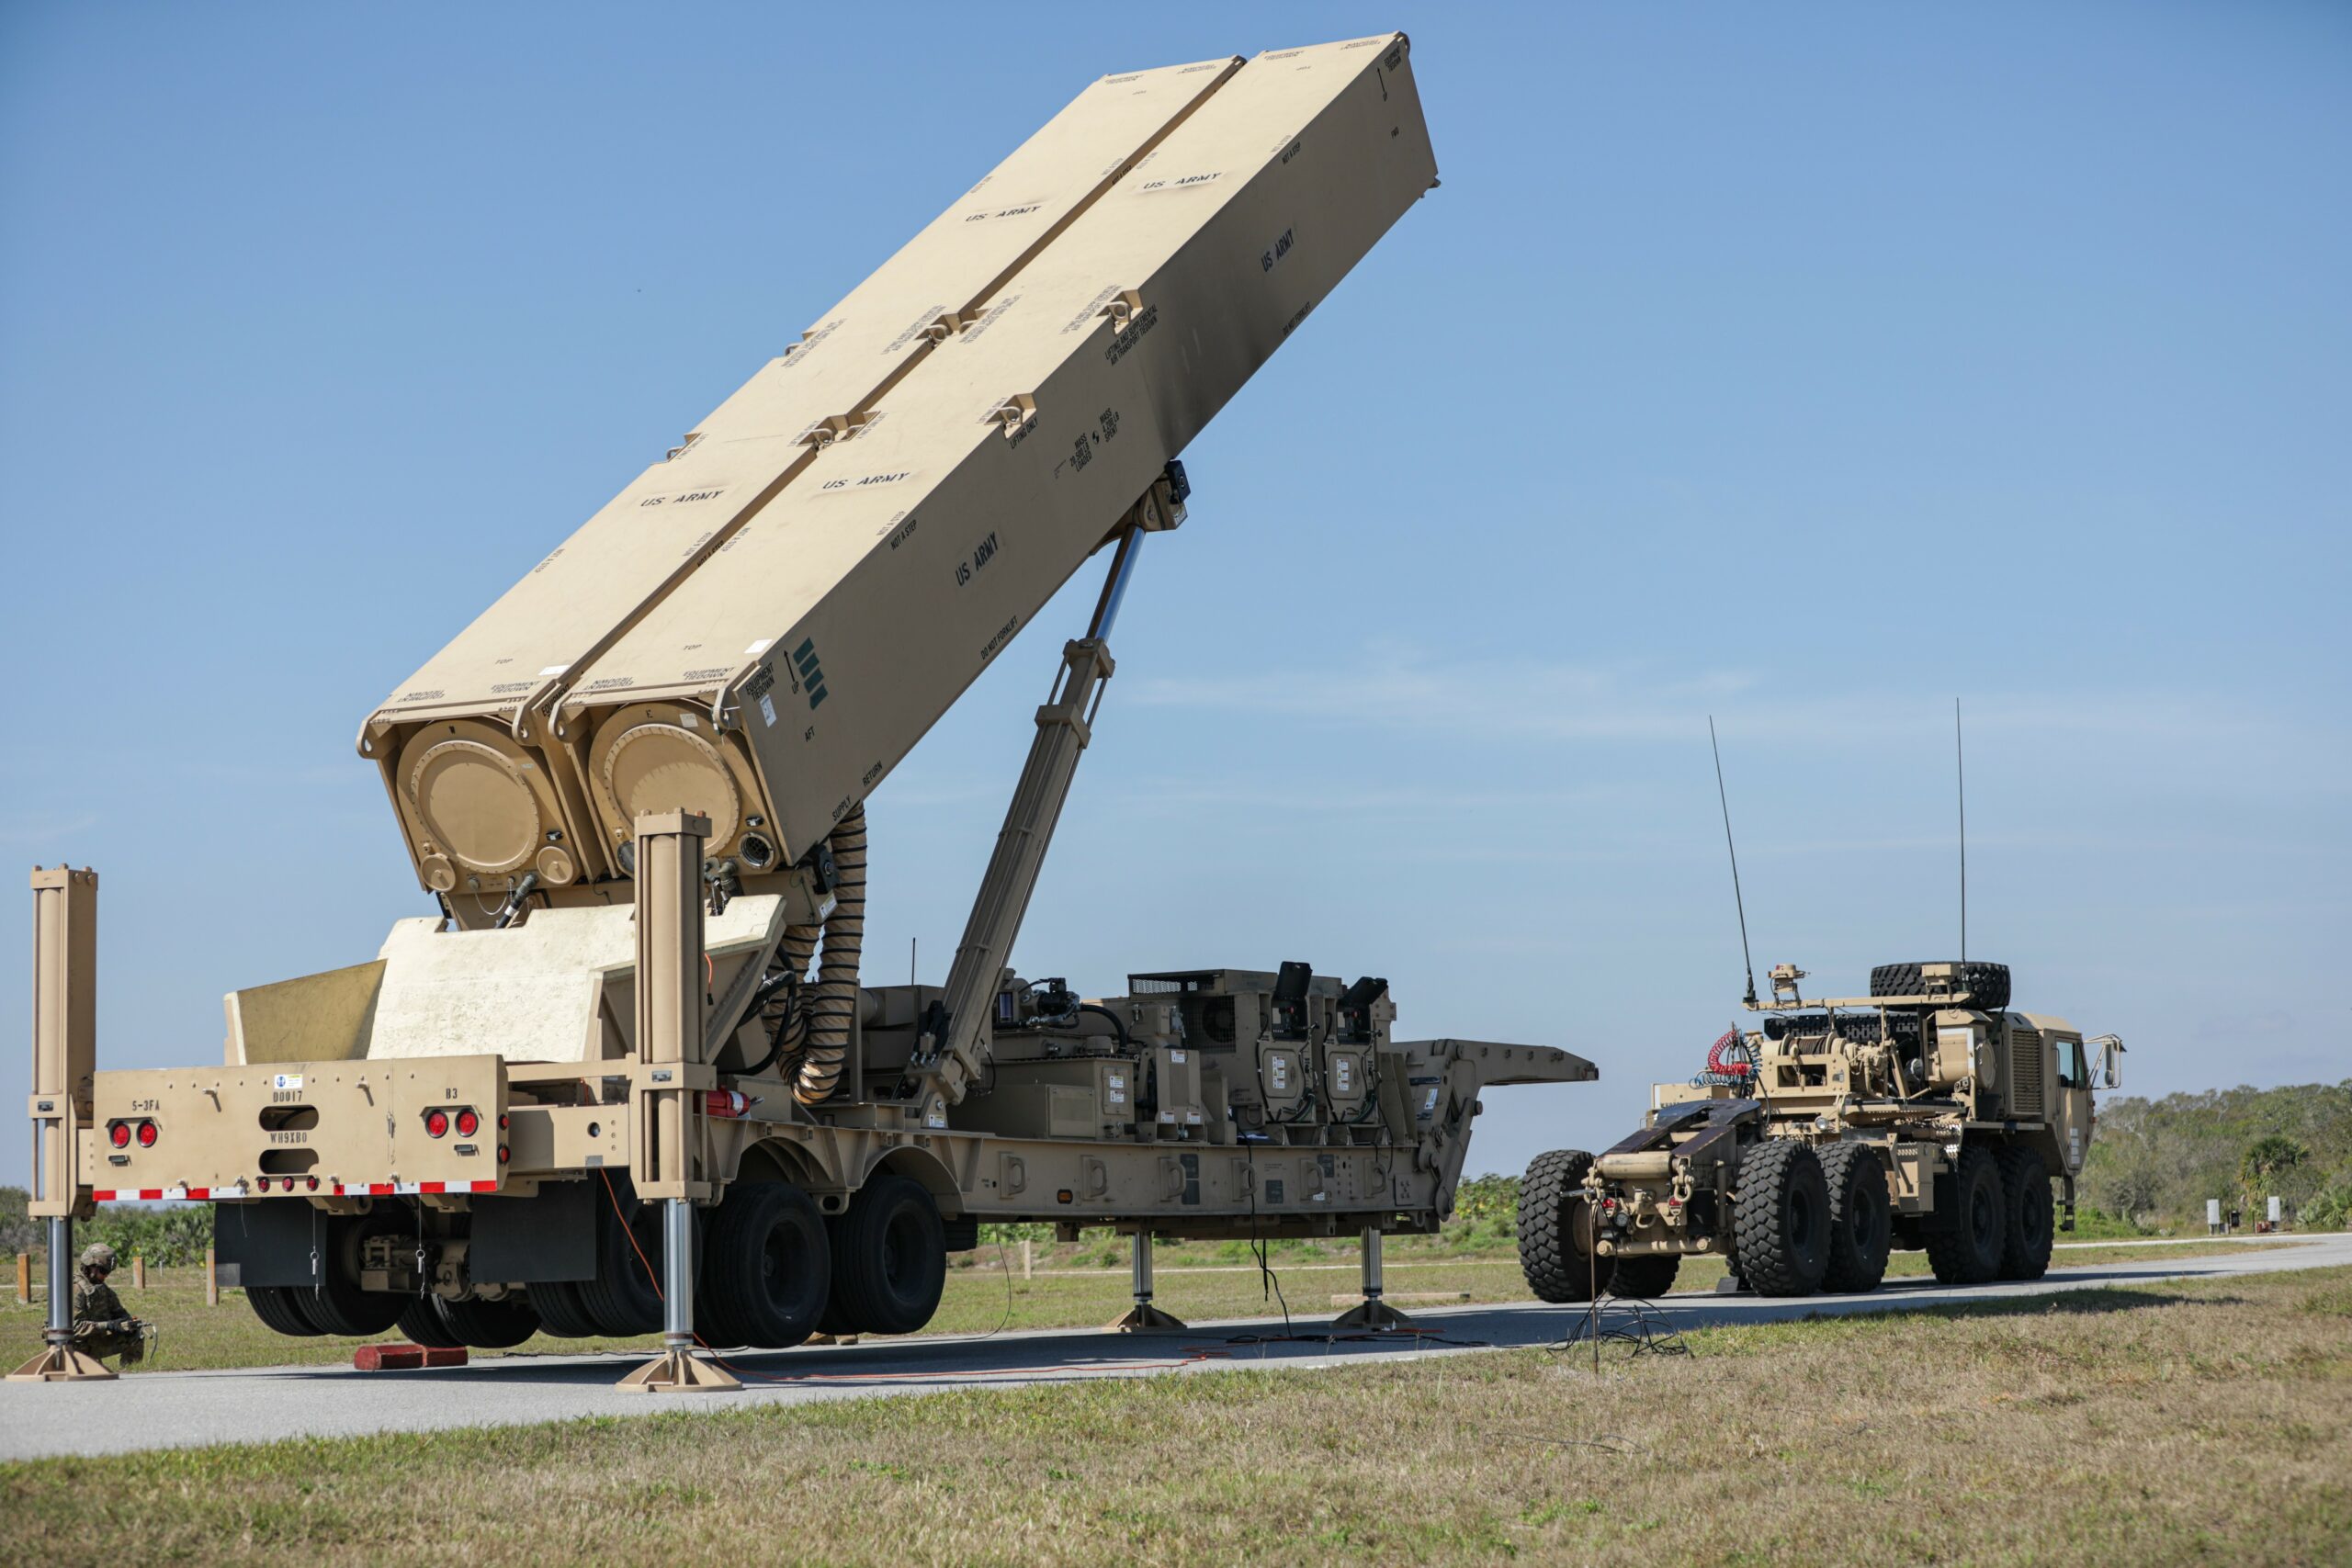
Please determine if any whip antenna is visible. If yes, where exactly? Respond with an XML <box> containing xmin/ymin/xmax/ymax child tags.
<box><xmin>1709</xmin><ymin>716</ymin><xmax>1758</xmax><ymax>1007</ymax></box>
<box><xmin>1955</xmin><ymin>697</ymin><xmax>1967</xmax><ymax>963</ymax></box>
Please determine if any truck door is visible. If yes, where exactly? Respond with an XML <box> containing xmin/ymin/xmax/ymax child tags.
<box><xmin>2051</xmin><ymin>1035</ymin><xmax>2091</xmax><ymax>1176</ymax></box>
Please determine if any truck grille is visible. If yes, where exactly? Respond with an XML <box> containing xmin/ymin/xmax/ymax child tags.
<box><xmin>2007</xmin><ymin>1028</ymin><xmax>2044</xmax><ymax>1119</ymax></box>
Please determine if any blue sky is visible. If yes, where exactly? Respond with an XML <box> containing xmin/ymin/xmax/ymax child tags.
<box><xmin>2</xmin><ymin>2</ymin><xmax>2346</xmax><ymax>1184</ymax></box>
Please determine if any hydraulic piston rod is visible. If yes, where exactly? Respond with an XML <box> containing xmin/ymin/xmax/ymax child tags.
<box><xmin>899</xmin><ymin>468</ymin><xmax>1186</xmax><ymax>1114</ymax></box>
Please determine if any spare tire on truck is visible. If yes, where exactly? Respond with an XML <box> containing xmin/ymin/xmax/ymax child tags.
<box><xmin>1870</xmin><ymin>962</ymin><xmax>2011</xmax><ymax>1010</ymax></box>
<box><xmin>1517</xmin><ymin>1149</ymin><xmax>1611</xmax><ymax>1302</ymax></box>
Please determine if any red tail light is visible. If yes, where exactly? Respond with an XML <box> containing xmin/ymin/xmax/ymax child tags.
<box><xmin>424</xmin><ymin>1109</ymin><xmax>449</xmax><ymax>1138</ymax></box>
<box><xmin>135</xmin><ymin>1121</ymin><xmax>159</xmax><ymax>1148</ymax></box>
<box><xmin>497</xmin><ymin>1144</ymin><xmax>511</xmax><ymax>1165</ymax></box>
<box><xmin>305</xmin><ymin>1176</ymin><xmax>320</xmax><ymax>1190</ymax></box>
<box><xmin>109</xmin><ymin>1122</ymin><xmax>131</xmax><ymax>1148</ymax></box>
<box><xmin>454</xmin><ymin>1108</ymin><xmax>480</xmax><ymax>1138</ymax></box>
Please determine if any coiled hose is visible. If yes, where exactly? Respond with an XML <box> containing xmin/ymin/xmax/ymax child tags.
<box><xmin>794</xmin><ymin>805</ymin><xmax>866</xmax><ymax>1106</ymax></box>
<box><xmin>740</xmin><ymin>921</ymin><xmax>819</xmax><ymax>1080</ymax></box>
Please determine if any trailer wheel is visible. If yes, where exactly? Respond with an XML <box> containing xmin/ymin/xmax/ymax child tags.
<box><xmin>1732</xmin><ymin>1140</ymin><xmax>1829</xmax><ymax>1296</ymax></box>
<box><xmin>577</xmin><ymin>1173</ymin><xmax>669</xmax><ymax>1337</ymax></box>
<box><xmin>299</xmin><ymin>1211</ymin><xmax>408</xmax><ymax>1337</ymax></box>
<box><xmin>1818</xmin><ymin>1143</ymin><xmax>1892</xmax><ymax>1293</ymax></box>
<box><xmin>438</xmin><ymin>1292</ymin><xmax>542</xmax><ymax>1349</ymax></box>
<box><xmin>1995</xmin><ymin>1145</ymin><xmax>2054</xmax><ymax>1280</ymax></box>
<box><xmin>703</xmin><ymin>1182</ymin><xmax>832</xmax><ymax>1349</ymax></box>
<box><xmin>395</xmin><ymin>1295</ymin><xmax>465</xmax><ymax>1348</ymax></box>
<box><xmin>1924</xmin><ymin>1144</ymin><xmax>2007</xmax><ymax>1284</ymax></box>
<box><xmin>528</xmin><ymin>1280</ymin><xmax>605</xmax><ymax>1339</ymax></box>
<box><xmin>828</xmin><ymin>1175</ymin><xmax>947</xmax><ymax>1337</ymax></box>
<box><xmin>1870</xmin><ymin>961</ymin><xmax>2011</xmax><ymax>1010</ymax></box>
<box><xmin>1606</xmin><ymin>1253</ymin><xmax>1680</xmax><ymax>1299</ymax></box>
<box><xmin>246</xmin><ymin>1284</ymin><xmax>324</xmax><ymax>1337</ymax></box>
<box><xmin>1516</xmin><ymin>1149</ymin><xmax>1611</xmax><ymax>1302</ymax></box>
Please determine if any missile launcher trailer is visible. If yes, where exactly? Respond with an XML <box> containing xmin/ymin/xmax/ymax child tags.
<box><xmin>1517</xmin><ymin>961</ymin><xmax>2124</xmax><ymax>1303</ymax></box>
<box><xmin>17</xmin><ymin>35</ymin><xmax>1600</xmax><ymax>1388</ymax></box>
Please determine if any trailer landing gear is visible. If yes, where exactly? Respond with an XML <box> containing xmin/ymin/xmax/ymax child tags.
<box><xmin>9</xmin><ymin>1220</ymin><xmax>114</xmax><ymax>1382</ymax></box>
<box><xmin>1330</xmin><ymin>1226</ymin><xmax>1419</xmax><ymax>1333</ymax></box>
<box><xmin>1107</xmin><ymin>1232</ymin><xmax>1188</xmax><ymax>1333</ymax></box>
<box><xmin>618</xmin><ymin>1197</ymin><xmax>741</xmax><ymax>1393</ymax></box>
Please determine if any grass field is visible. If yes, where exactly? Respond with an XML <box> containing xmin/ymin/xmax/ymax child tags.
<box><xmin>0</xmin><ymin>1236</ymin><xmax>2304</xmax><ymax>1375</ymax></box>
<box><xmin>5</xmin><ymin>1263</ymin><xmax>2346</xmax><ymax>1566</ymax></box>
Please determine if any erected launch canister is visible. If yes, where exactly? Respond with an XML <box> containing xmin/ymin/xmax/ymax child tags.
<box><xmin>362</xmin><ymin>35</ymin><xmax>1435</xmax><ymax>917</ymax></box>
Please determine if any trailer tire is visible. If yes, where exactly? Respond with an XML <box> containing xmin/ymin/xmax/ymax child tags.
<box><xmin>1995</xmin><ymin>1145</ymin><xmax>2054</xmax><ymax>1280</ymax></box>
<box><xmin>828</xmin><ymin>1175</ymin><xmax>947</xmax><ymax>1337</ymax></box>
<box><xmin>299</xmin><ymin>1211</ymin><xmax>408</xmax><ymax>1337</ymax></box>
<box><xmin>1517</xmin><ymin>1149</ymin><xmax>1611</xmax><ymax>1303</ymax></box>
<box><xmin>1732</xmin><ymin>1139</ymin><xmax>1829</xmax><ymax>1296</ymax></box>
<box><xmin>703</xmin><ymin>1181</ymin><xmax>831</xmax><ymax>1349</ymax></box>
<box><xmin>246</xmin><ymin>1284</ymin><xmax>324</xmax><ymax>1337</ymax></box>
<box><xmin>1606</xmin><ymin>1253</ymin><xmax>1681</xmax><ymax>1299</ymax></box>
<box><xmin>577</xmin><ymin>1173</ymin><xmax>669</xmax><ymax>1337</ymax></box>
<box><xmin>437</xmin><ymin>1292</ymin><xmax>541</xmax><ymax>1349</ymax></box>
<box><xmin>1925</xmin><ymin>1144</ymin><xmax>2007</xmax><ymax>1284</ymax></box>
<box><xmin>528</xmin><ymin>1280</ymin><xmax>605</xmax><ymax>1339</ymax></box>
<box><xmin>1870</xmin><ymin>961</ymin><xmax>2011</xmax><ymax>1010</ymax></box>
<box><xmin>396</xmin><ymin>1296</ymin><xmax>465</xmax><ymax>1348</ymax></box>
<box><xmin>1818</xmin><ymin>1142</ymin><xmax>1892</xmax><ymax>1293</ymax></box>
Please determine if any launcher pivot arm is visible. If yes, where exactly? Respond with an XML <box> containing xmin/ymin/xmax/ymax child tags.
<box><xmin>898</xmin><ymin>469</ymin><xmax>1185</xmax><ymax>1115</ymax></box>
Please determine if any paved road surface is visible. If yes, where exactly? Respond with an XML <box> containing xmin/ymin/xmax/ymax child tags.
<box><xmin>5</xmin><ymin>1233</ymin><xmax>2346</xmax><ymax>1461</ymax></box>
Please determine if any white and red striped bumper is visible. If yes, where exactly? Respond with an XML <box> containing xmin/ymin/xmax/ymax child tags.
<box><xmin>90</xmin><ymin>1179</ymin><xmax>500</xmax><ymax>1201</ymax></box>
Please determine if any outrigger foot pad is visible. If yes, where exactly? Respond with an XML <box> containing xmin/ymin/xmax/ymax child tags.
<box><xmin>8</xmin><ymin>1343</ymin><xmax>117</xmax><ymax>1382</ymax></box>
<box><xmin>1107</xmin><ymin>1302</ymin><xmax>1189</xmax><ymax>1333</ymax></box>
<box><xmin>616</xmin><ymin>1348</ymin><xmax>743</xmax><ymax>1393</ymax></box>
<box><xmin>1330</xmin><ymin>1296</ymin><xmax>1421</xmax><ymax>1333</ymax></box>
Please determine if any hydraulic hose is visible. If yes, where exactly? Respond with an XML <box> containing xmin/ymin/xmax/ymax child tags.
<box><xmin>794</xmin><ymin>805</ymin><xmax>866</xmax><ymax>1105</ymax></box>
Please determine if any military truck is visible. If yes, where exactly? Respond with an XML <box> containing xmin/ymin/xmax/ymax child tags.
<box><xmin>1517</xmin><ymin>960</ymin><xmax>2123</xmax><ymax>1302</ymax></box>
<box><xmin>17</xmin><ymin>35</ymin><xmax>1596</xmax><ymax>1389</ymax></box>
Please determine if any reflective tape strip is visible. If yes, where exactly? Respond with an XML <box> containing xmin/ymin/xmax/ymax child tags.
<box><xmin>95</xmin><ymin>1184</ymin><xmax>249</xmax><ymax>1202</ymax></box>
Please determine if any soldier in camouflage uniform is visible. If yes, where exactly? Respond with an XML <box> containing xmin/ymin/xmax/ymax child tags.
<box><xmin>71</xmin><ymin>1243</ymin><xmax>148</xmax><ymax>1366</ymax></box>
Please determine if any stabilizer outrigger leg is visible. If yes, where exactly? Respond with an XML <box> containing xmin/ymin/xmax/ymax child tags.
<box><xmin>12</xmin><ymin>869</ymin><xmax>115</xmax><ymax>1384</ymax></box>
<box><xmin>1330</xmin><ymin>1226</ymin><xmax>1420</xmax><ymax>1333</ymax></box>
<box><xmin>10</xmin><ymin>1217</ymin><xmax>114</xmax><ymax>1383</ymax></box>
<box><xmin>1107</xmin><ymin>1231</ymin><xmax>1188</xmax><ymax>1333</ymax></box>
<box><xmin>615</xmin><ymin>816</ymin><xmax>741</xmax><ymax>1395</ymax></box>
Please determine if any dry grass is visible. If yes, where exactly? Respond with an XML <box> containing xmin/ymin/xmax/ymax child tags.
<box><xmin>4</xmin><ymin>1265</ymin><xmax>2346</xmax><ymax>1566</ymax></box>
<box><xmin>0</xmin><ymin>1238</ymin><xmax>2301</xmax><ymax>1375</ymax></box>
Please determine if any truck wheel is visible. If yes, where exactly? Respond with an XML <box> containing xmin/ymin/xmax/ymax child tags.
<box><xmin>1870</xmin><ymin>961</ymin><xmax>2011</xmax><ymax>1010</ymax></box>
<box><xmin>829</xmin><ymin>1175</ymin><xmax>947</xmax><ymax>1337</ymax></box>
<box><xmin>439</xmin><ymin>1292</ymin><xmax>542</xmax><ymax>1349</ymax></box>
<box><xmin>396</xmin><ymin>1296</ymin><xmax>465</xmax><ymax>1348</ymax></box>
<box><xmin>1732</xmin><ymin>1140</ymin><xmax>1829</xmax><ymax>1296</ymax></box>
<box><xmin>703</xmin><ymin>1182</ymin><xmax>832</xmax><ymax>1348</ymax></box>
<box><xmin>1517</xmin><ymin>1149</ymin><xmax>1611</xmax><ymax>1303</ymax></box>
<box><xmin>1995</xmin><ymin>1145</ymin><xmax>2054</xmax><ymax>1280</ymax></box>
<box><xmin>528</xmin><ymin>1280</ymin><xmax>605</xmax><ymax>1339</ymax></box>
<box><xmin>1817</xmin><ymin>1143</ymin><xmax>1892</xmax><ymax>1292</ymax></box>
<box><xmin>1924</xmin><ymin>1144</ymin><xmax>2007</xmax><ymax>1284</ymax></box>
<box><xmin>577</xmin><ymin>1174</ymin><xmax>669</xmax><ymax>1337</ymax></box>
<box><xmin>1606</xmin><ymin>1254</ymin><xmax>1680</xmax><ymax>1298</ymax></box>
<box><xmin>246</xmin><ymin>1284</ymin><xmax>324</xmax><ymax>1337</ymax></box>
<box><xmin>300</xmin><ymin>1212</ymin><xmax>408</xmax><ymax>1337</ymax></box>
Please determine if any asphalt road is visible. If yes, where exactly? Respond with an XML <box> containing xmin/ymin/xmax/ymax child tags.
<box><xmin>5</xmin><ymin>1233</ymin><xmax>2346</xmax><ymax>1461</ymax></box>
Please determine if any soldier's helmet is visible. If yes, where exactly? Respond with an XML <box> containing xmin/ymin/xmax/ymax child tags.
<box><xmin>79</xmin><ymin>1242</ymin><xmax>117</xmax><ymax>1272</ymax></box>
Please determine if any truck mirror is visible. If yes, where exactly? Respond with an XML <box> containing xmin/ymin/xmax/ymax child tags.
<box><xmin>2089</xmin><ymin>1033</ymin><xmax>2125</xmax><ymax>1090</ymax></box>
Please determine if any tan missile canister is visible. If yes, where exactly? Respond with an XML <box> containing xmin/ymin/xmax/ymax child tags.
<box><xmin>362</xmin><ymin>55</ymin><xmax>1246</xmax><ymax>894</ymax></box>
